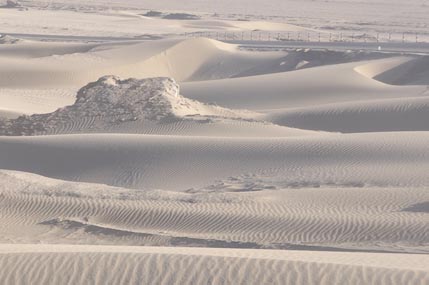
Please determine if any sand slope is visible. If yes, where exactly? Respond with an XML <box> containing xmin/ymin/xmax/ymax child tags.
<box><xmin>0</xmin><ymin>38</ymin><xmax>287</xmax><ymax>115</ymax></box>
<box><xmin>181</xmin><ymin>58</ymin><xmax>425</xmax><ymax>111</ymax></box>
<box><xmin>3</xmin><ymin>38</ymin><xmax>423</xmax><ymax>117</ymax></box>
<box><xmin>356</xmin><ymin>56</ymin><xmax>429</xmax><ymax>85</ymax></box>
<box><xmin>0</xmin><ymin>38</ymin><xmax>285</xmax><ymax>89</ymax></box>
<box><xmin>0</xmin><ymin>171</ymin><xmax>429</xmax><ymax>253</ymax></box>
<box><xmin>266</xmin><ymin>96</ymin><xmax>429</xmax><ymax>133</ymax></box>
<box><xmin>1</xmin><ymin>132</ymin><xmax>429</xmax><ymax>190</ymax></box>
<box><xmin>1</xmin><ymin>245</ymin><xmax>428</xmax><ymax>285</ymax></box>
<box><xmin>0</xmin><ymin>75</ymin><xmax>314</xmax><ymax>137</ymax></box>
<box><xmin>1</xmin><ymin>170</ymin><xmax>428</xmax><ymax>253</ymax></box>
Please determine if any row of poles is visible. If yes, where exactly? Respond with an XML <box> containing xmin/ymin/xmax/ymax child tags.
<box><xmin>184</xmin><ymin>31</ymin><xmax>425</xmax><ymax>44</ymax></box>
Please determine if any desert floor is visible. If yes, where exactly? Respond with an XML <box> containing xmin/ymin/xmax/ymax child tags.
<box><xmin>1</xmin><ymin>1</ymin><xmax>429</xmax><ymax>284</ymax></box>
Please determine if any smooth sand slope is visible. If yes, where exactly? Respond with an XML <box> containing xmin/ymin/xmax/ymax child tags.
<box><xmin>0</xmin><ymin>38</ymin><xmax>287</xmax><ymax>89</ymax></box>
<box><xmin>1</xmin><ymin>37</ymin><xmax>426</xmax><ymax>121</ymax></box>
<box><xmin>263</xmin><ymin>57</ymin><xmax>429</xmax><ymax>132</ymax></box>
<box><xmin>266</xmin><ymin>96</ymin><xmax>429</xmax><ymax>133</ymax></box>
<box><xmin>1</xmin><ymin>132</ymin><xmax>429</xmax><ymax>190</ymax></box>
<box><xmin>181</xmin><ymin>57</ymin><xmax>425</xmax><ymax>112</ymax></box>
<box><xmin>357</xmin><ymin>56</ymin><xmax>429</xmax><ymax>85</ymax></box>
<box><xmin>0</xmin><ymin>38</ymin><xmax>287</xmax><ymax>115</ymax></box>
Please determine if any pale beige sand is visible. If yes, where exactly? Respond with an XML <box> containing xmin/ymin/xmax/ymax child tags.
<box><xmin>0</xmin><ymin>38</ymin><xmax>287</xmax><ymax>115</ymax></box>
<box><xmin>1</xmin><ymin>170</ymin><xmax>428</xmax><ymax>253</ymax></box>
<box><xmin>1</xmin><ymin>244</ymin><xmax>428</xmax><ymax>285</ymax></box>
<box><xmin>0</xmin><ymin>8</ymin><xmax>313</xmax><ymax>38</ymax></box>
<box><xmin>266</xmin><ymin>96</ymin><xmax>429</xmax><ymax>133</ymax></box>
<box><xmin>0</xmin><ymin>38</ymin><xmax>286</xmax><ymax>89</ymax></box>
<box><xmin>1</xmin><ymin>132</ymin><xmax>429</xmax><ymax>190</ymax></box>
<box><xmin>181</xmin><ymin>57</ymin><xmax>425</xmax><ymax>111</ymax></box>
<box><xmin>1</xmin><ymin>10</ymin><xmax>429</xmax><ymax>283</ymax></box>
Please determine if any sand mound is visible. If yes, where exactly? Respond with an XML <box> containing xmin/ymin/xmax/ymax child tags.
<box><xmin>0</xmin><ymin>0</ymin><xmax>21</xmax><ymax>8</ymax></box>
<box><xmin>0</xmin><ymin>35</ymin><xmax>22</xmax><ymax>44</ymax></box>
<box><xmin>373</xmin><ymin>56</ymin><xmax>429</xmax><ymax>85</ymax></box>
<box><xmin>163</xmin><ymin>13</ymin><xmax>200</xmax><ymax>20</ymax></box>
<box><xmin>0</xmin><ymin>76</ymin><xmax>265</xmax><ymax>136</ymax></box>
<box><xmin>353</xmin><ymin>56</ymin><xmax>429</xmax><ymax>85</ymax></box>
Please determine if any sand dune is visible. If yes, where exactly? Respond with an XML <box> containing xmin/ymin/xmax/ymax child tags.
<box><xmin>1</xmin><ymin>245</ymin><xmax>428</xmax><ymax>285</ymax></box>
<box><xmin>2</xmin><ymin>38</ymin><xmax>426</xmax><ymax>118</ymax></box>
<box><xmin>354</xmin><ymin>57</ymin><xmax>415</xmax><ymax>79</ymax></box>
<box><xmin>1</xmin><ymin>170</ymin><xmax>428</xmax><ymax>252</ymax></box>
<box><xmin>0</xmin><ymin>38</ymin><xmax>283</xmax><ymax>115</ymax></box>
<box><xmin>266</xmin><ymin>96</ymin><xmax>429</xmax><ymax>133</ymax></box>
<box><xmin>181</xmin><ymin>57</ymin><xmax>426</xmax><ymax>111</ymax></box>
<box><xmin>0</xmin><ymin>75</ymin><xmax>314</xmax><ymax>137</ymax></box>
<box><xmin>0</xmin><ymin>38</ymin><xmax>286</xmax><ymax>89</ymax></box>
<box><xmin>1</xmin><ymin>132</ymin><xmax>429</xmax><ymax>190</ymax></box>
<box><xmin>0</xmin><ymin>39</ymin><xmax>101</xmax><ymax>58</ymax></box>
<box><xmin>356</xmin><ymin>56</ymin><xmax>429</xmax><ymax>85</ymax></box>
<box><xmin>232</xmin><ymin>49</ymin><xmax>393</xmax><ymax>78</ymax></box>
<box><xmin>2</xmin><ymin>5</ymin><xmax>429</xmax><ymax>282</ymax></box>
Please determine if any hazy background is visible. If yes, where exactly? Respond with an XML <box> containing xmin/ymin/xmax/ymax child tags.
<box><xmin>17</xmin><ymin>0</ymin><xmax>429</xmax><ymax>33</ymax></box>
<box><xmin>20</xmin><ymin>0</ymin><xmax>429</xmax><ymax>16</ymax></box>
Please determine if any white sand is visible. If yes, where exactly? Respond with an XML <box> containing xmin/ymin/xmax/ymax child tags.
<box><xmin>1</xmin><ymin>3</ymin><xmax>429</xmax><ymax>283</ymax></box>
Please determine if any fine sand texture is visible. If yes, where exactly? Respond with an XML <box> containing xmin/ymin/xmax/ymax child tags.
<box><xmin>0</xmin><ymin>245</ymin><xmax>429</xmax><ymax>285</ymax></box>
<box><xmin>1</xmin><ymin>6</ymin><xmax>429</xmax><ymax>283</ymax></box>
